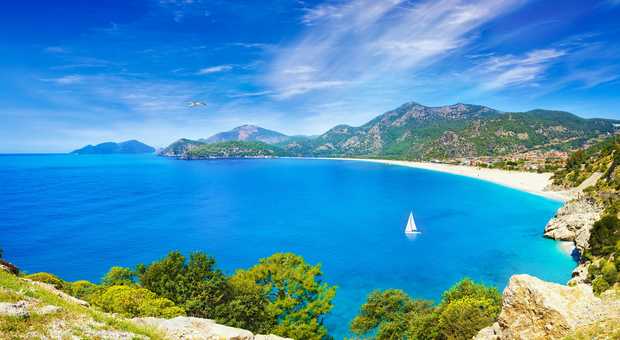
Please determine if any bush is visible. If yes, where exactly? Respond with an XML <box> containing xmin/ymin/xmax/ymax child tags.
<box><xmin>592</xmin><ymin>276</ymin><xmax>610</xmax><ymax>295</ymax></box>
<box><xmin>25</xmin><ymin>272</ymin><xmax>65</xmax><ymax>290</ymax></box>
<box><xmin>602</xmin><ymin>261</ymin><xmax>618</xmax><ymax>284</ymax></box>
<box><xmin>89</xmin><ymin>285</ymin><xmax>185</xmax><ymax>318</ymax></box>
<box><xmin>66</xmin><ymin>280</ymin><xmax>98</xmax><ymax>300</ymax></box>
<box><xmin>589</xmin><ymin>215</ymin><xmax>620</xmax><ymax>257</ymax></box>
<box><xmin>102</xmin><ymin>266</ymin><xmax>135</xmax><ymax>286</ymax></box>
<box><xmin>137</xmin><ymin>251</ymin><xmax>230</xmax><ymax>319</ymax></box>
<box><xmin>438</xmin><ymin>296</ymin><xmax>499</xmax><ymax>339</ymax></box>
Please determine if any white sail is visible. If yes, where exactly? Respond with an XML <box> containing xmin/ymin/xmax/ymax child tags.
<box><xmin>404</xmin><ymin>212</ymin><xmax>420</xmax><ymax>234</ymax></box>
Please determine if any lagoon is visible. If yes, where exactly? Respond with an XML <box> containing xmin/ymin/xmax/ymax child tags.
<box><xmin>0</xmin><ymin>154</ymin><xmax>575</xmax><ymax>337</ymax></box>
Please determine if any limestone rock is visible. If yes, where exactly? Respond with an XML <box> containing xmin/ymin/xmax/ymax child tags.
<box><xmin>543</xmin><ymin>197</ymin><xmax>601</xmax><ymax>251</ymax></box>
<box><xmin>133</xmin><ymin>316</ymin><xmax>293</xmax><ymax>340</ymax></box>
<box><xmin>567</xmin><ymin>262</ymin><xmax>589</xmax><ymax>286</ymax></box>
<box><xmin>0</xmin><ymin>301</ymin><xmax>31</xmax><ymax>318</ymax></box>
<box><xmin>475</xmin><ymin>274</ymin><xmax>620</xmax><ymax>340</ymax></box>
<box><xmin>37</xmin><ymin>304</ymin><xmax>62</xmax><ymax>315</ymax></box>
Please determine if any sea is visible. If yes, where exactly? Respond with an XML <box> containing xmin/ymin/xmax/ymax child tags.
<box><xmin>0</xmin><ymin>154</ymin><xmax>576</xmax><ymax>337</ymax></box>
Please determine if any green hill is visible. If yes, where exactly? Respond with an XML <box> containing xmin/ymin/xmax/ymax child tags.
<box><xmin>282</xmin><ymin>102</ymin><xmax>617</xmax><ymax>160</ymax></box>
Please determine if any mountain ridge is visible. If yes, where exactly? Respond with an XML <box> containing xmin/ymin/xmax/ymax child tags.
<box><xmin>71</xmin><ymin>140</ymin><xmax>155</xmax><ymax>155</ymax></box>
<box><xmin>161</xmin><ymin>102</ymin><xmax>619</xmax><ymax>160</ymax></box>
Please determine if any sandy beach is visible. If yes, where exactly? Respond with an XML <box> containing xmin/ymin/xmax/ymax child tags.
<box><xmin>318</xmin><ymin>157</ymin><xmax>573</xmax><ymax>202</ymax></box>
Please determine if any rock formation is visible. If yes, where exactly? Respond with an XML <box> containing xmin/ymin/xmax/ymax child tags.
<box><xmin>543</xmin><ymin>196</ymin><xmax>602</xmax><ymax>252</ymax></box>
<box><xmin>474</xmin><ymin>274</ymin><xmax>620</xmax><ymax>340</ymax></box>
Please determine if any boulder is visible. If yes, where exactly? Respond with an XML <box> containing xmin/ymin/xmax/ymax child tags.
<box><xmin>475</xmin><ymin>274</ymin><xmax>620</xmax><ymax>339</ymax></box>
<box><xmin>133</xmin><ymin>316</ymin><xmax>293</xmax><ymax>340</ymax></box>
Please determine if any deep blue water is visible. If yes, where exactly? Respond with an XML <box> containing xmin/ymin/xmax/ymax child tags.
<box><xmin>0</xmin><ymin>154</ymin><xmax>575</xmax><ymax>337</ymax></box>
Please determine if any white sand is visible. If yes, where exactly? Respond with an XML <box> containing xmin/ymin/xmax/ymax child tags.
<box><xmin>315</xmin><ymin>157</ymin><xmax>573</xmax><ymax>202</ymax></box>
<box><xmin>557</xmin><ymin>241</ymin><xmax>577</xmax><ymax>257</ymax></box>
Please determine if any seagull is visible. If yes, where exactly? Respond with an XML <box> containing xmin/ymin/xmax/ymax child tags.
<box><xmin>188</xmin><ymin>101</ymin><xmax>207</xmax><ymax>108</ymax></box>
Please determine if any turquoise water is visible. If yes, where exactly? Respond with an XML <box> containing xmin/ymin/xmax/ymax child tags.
<box><xmin>0</xmin><ymin>154</ymin><xmax>575</xmax><ymax>337</ymax></box>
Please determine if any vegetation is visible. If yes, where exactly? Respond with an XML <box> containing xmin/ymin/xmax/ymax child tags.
<box><xmin>350</xmin><ymin>278</ymin><xmax>502</xmax><ymax>340</ymax></box>
<box><xmin>0</xmin><ymin>270</ymin><xmax>166</xmax><ymax>339</ymax></box>
<box><xmin>550</xmin><ymin>135</ymin><xmax>620</xmax><ymax>294</ymax></box>
<box><xmin>89</xmin><ymin>285</ymin><xmax>185</xmax><ymax>318</ymax></box>
<box><xmin>24</xmin><ymin>272</ymin><xmax>66</xmax><ymax>290</ymax></box>
<box><xmin>182</xmin><ymin>141</ymin><xmax>289</xmax><ymax>159</ymax></box>
<box><xmin>231</xmin><ymin>253</ymin><xmax>337</xmax><ymax>340</ymax></box>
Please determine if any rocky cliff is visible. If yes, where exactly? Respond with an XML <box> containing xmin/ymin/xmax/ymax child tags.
<box><xmin>474</xmin><ymin>275</ymin><xmax>620</xmax><ymax>340</ymax></box>
<box><xmin>543</xmin><ymin>196</ymin><xmax>602</xmax><ymax>252</ymax></box>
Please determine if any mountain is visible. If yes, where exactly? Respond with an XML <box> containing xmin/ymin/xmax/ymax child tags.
<box><xmin>284</xmin><ymin>102</ymin><xmax>618</xmax><ymax>159</ymax></box>
<box><xmin>71</xmin><ymin>140</ymin><xmax>155</xmax><ymax>154</ymax></box>
<box><xmin>159</xmin><ymin>138</ymin><xmax>205</xmax><ymax>157</ymax></box>
<box><xmin>183</xmin><ymin>141</ymin><xmax>289</xmax><ymax>159</ymax></box>
<box><xmin>202</xmin><ymin>125</ymin><xmax>290</xmax><ymax>144</ymax></box>
<box><xmin>159</xmin><ymin>139</ymin><xmax>290</xmax><ymax>159</ymax></box>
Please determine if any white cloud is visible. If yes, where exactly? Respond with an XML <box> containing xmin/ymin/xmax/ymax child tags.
<box><xmin>267</xmin><ymin>0</ymin><xmax>527</xmax><ymax>98</ymax></box>
<box><xmin>197</xmin><ymin>65</ymin><xmax>233</xmax><ymax>75</ymax></box>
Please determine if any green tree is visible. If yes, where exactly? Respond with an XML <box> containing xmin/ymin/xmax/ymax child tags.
<box><xmin>215</xmin><ymin>273</ymin><xmax>276</xmax><ymax>334</ymax></box>
<box><xmin>102</xmin><ymin>266</ymin><xmax>135</xmax><ymax>286</ymax></box>
<box><xmin>137</xmin><ymin>251</ymin><xmax>230</xmax><ymax>318</ymax></box>
<box><xmin>232</xmin><ymin>253</ymin><xmax>336</xmax><ymax>340</ymax></box>
<box><xmin>350</xmin><ymin>289</ymin><xmax>433</xmax><ymax>340</ymax></box>
<box><xmin>589</xmin><ymin>215</ymin><xmax>620</xmax><ymax>257</ymax></box>
<box><xmin>90</xmin><ymin>285</ymin><xmax>185</xmax><ymax>318</ymax></box>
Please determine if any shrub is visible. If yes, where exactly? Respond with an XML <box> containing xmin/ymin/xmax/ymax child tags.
<box><xmin>438</xmin><ymin>296</ymin><xmax>499</xmax><ymax>339</ymax></box>
<box><xmin>25</xmin><ymin>272</ymin><xmax>65</xmax><ymax>290</ymax></box>
<box><xmin>137</xmin><ymin>251</ymin><xmax>229</xmax><ymax>319</ymax></box>
<box><xmin>602</xmin><ymin>261</ymin><xmax>618</xmax><ymax>284</ymax></box>
<box><xmin>592</xmin><ymin>276</ymin><xmax>610</xmax><ymax>295</ymax></box>
<box><xmin>89</xmin><ymin>285</ymin><xmax>185</xmax><ymax>318</ymax></box>
<box><xmin>102</xmin><ymin>266</ymin><xmax>135</xmax><ymax>286</ymax></box>
<box><xmin>66</xmin><ymin>280</ymin><xmax>98</xmax><ymax>300</ymax></box>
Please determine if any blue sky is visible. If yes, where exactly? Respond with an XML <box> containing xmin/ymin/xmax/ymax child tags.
<box><xmin>2</xmin><ymin>0</ymin><xmax>620</xmax><ymax>152</ymax></box>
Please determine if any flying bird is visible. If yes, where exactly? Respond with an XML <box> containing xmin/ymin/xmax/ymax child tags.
<box><xmin>187</xmin><ymin>101</ymin><xmax>207</xmax><ymax>108</ymax></box>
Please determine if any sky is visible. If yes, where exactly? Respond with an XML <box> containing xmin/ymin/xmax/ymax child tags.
<box><xmin>1</xmin><ymin>0</ymin><xmax>620</xmax><ymax>152</ymax></box>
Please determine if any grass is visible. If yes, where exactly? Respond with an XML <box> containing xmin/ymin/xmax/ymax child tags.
<box><xmin>0</xmin><ymin>271</ymin><xmax>165</xmax><ymax>339</ymax></box>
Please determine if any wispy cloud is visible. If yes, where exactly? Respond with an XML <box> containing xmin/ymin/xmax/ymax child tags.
<box><xmin>44</xmin><ymin>46</ymin><xmax>67</xmax><ymax>54</ymax></box>
<box><xmin>267</xmin><ymin>0</ymin><xmax>527</xmax><ymax>98</ymax></box>
<box><xmin>41</xmin><ymin>75</ymin><xmax>84</xmax><ymax>85</ymax></box>
<box><xmin>197</xmin><ymin>65</ymin><xmax>233</xmax><ymax>75</ymax></box>
<box><xmin>476</xmin><ymin>49</ymin><xmax>565</xmax><ymax>90</ymax></box>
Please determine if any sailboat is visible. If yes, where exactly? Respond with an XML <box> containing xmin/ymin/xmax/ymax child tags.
<box><xmin>404</xmin><ymin>212</ymin><xmax>420</xmax><ymax>234</ymax></box>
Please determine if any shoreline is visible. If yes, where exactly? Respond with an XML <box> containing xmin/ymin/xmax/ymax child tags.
<box><xmin>306</xmin><ymin>157</ymin><xmax>573</xmax><ymax>202</ymax></box>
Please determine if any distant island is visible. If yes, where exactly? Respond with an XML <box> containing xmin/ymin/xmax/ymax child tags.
<box><xmin>161</xmin><ymin>101</ymin><xmax>619</xmax><ymax>167</ymax></box>
<box><xmin>71</xmin><ymin>140</ymin><xmax>155</xmax><ymax>155</ymax></box>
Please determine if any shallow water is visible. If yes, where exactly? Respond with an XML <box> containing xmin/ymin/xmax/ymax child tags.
<box><xmin>0</xmin><ymin>154</ymin><xmax>575</xmax><ymax>337</ymax></box>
